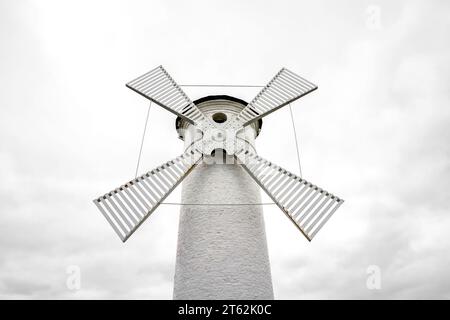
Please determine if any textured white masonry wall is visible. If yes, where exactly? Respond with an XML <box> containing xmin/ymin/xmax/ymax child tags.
<box><xmin>173</xmin><ymin>99</ymin><xmax>274</xmax><ymax>300</ymax></box>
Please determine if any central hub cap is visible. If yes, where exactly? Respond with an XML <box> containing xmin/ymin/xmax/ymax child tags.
<box><xmin>196</xmin><ymin>118</ymin><xmax>243</xmax><ymax>156</ymax></box>
<box><xmin>212</xmin><ymin>129</ymin><xmax>226</xmax><ymax>142</ymax></box>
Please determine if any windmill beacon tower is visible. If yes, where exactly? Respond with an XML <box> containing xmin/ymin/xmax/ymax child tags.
<box><xmin>93</xmin><ymin>66</ymin><xmax>344</xmax><ymax>299</ymax></box>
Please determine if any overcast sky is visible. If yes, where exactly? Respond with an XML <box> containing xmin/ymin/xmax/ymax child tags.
<box><xmin>0</xmin><ymin>0</ymin><xmax>449</xmax><ymax>299</ymax></box>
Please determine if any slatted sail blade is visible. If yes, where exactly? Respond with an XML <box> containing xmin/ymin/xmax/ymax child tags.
<box><xmin>232</xmin><ymin>68</ymin><xmax>317</xmax><ymax>127</ymax></box>
<box><xmin>236</xmin><ymin>150</ymin><xmax>343</xmax><ymax>241</ymax></box>
<box><xmin>93</xmin><ymin>150</ymin><xmax>202</xmax><ymax>242</ymax></box>
<box><xmin>126</xmin><ymin>65</ymin><xmax>207</xmax><ymax>125</ymax></box>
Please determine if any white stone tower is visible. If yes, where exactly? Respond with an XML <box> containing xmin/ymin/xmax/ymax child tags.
<box><xmin>173</xmin><ymin>96</ymin><xmax>273</xmax><ymax>299</ymax></box>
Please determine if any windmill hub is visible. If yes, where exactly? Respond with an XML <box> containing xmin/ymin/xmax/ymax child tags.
<box><xmin>201</xmin><ymin>126</ymin><xmax>239</xmax><ymax>156</ymax></box>
<box><xmin>212</xmin><ymin>129</ymin><xmax>226</xmax><ymax>142</ymax></box>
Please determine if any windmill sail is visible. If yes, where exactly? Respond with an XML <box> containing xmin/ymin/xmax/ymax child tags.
<box><xmin>236</xmin><ymin>149</ymin><xmax>343</xmax><ymax>241</ymax></box>
<box><xmin>126</xmin><ymin>66</ymin><xmax>208</xmax><ymax>126</ymax></box>
<box><xmin>93</xmin><ymin>150</ymin><xmax>202</xmax><ymax>242</ymax></box>
<box><xmin>230</xmin><ymin>68</ymin><xmax>317</xmax><ymax>127</ymax></box>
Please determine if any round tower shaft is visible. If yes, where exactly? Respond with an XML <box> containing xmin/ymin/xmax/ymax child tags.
<box><xmin>173</xmin><ymin>96</ymin><xmax>274</xmax><ymax>299</ymax></box>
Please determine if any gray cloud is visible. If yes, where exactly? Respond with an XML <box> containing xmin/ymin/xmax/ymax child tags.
<box><xmin>0</xmin><ymin>0</ymin><xmax>449</xmax><ymax>299</ymax></box>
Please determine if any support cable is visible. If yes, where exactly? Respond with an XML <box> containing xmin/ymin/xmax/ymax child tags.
<box><xmin>161</xmin><ymin>202</ymin><xmax>276</xmax><ymax>206</ymax></box>
<box><xmin>133</xmin><ymin>96</ymin><xmax>304</xmax><ymax>206</ymax></box>
<box><xmin>288</xmin><ymin>104</ymin><xmax>303</xmax><ymax>178</ymax></box>
<box><xmin>180</xmin><ymin>84</ymin><xmax>264</xmax><ymax>88</ymax></box>
<box><xmin>134</xmin><ymin>102</ymin><xmax>151</xmax><ymax>178</ymax></box>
